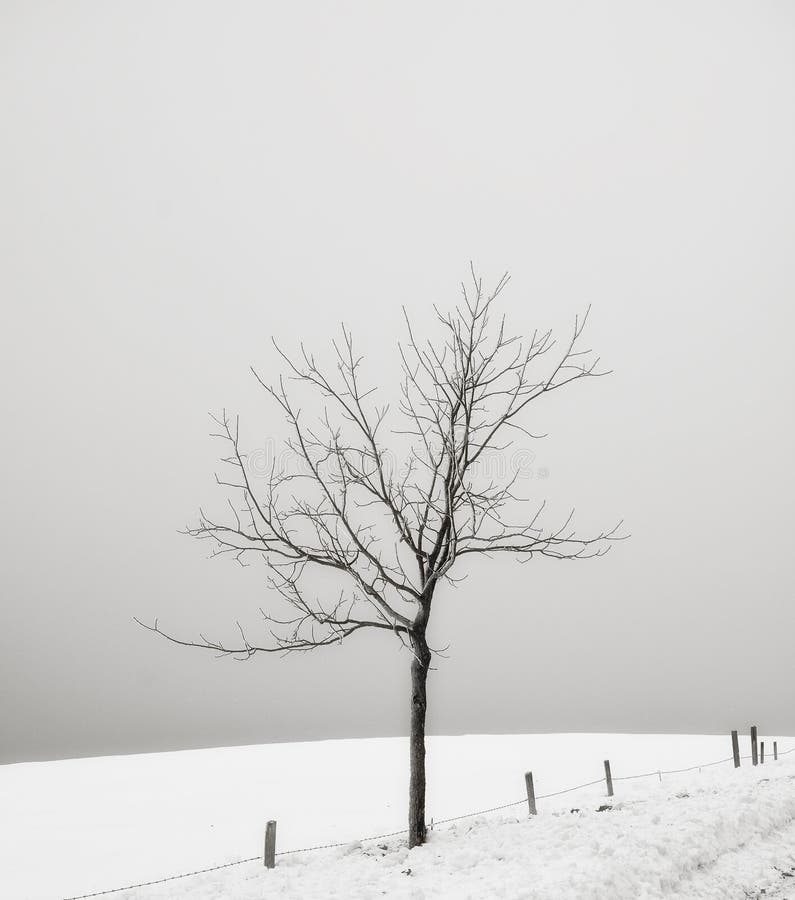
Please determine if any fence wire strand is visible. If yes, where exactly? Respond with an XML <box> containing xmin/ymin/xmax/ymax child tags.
<box><xmin>62</xmin><ymin>856</ymin><xmax>261</xmax><ymax>900</ymax></box>
<box><xmin>62</xmin><ymin>741</ymin><xmax>793</xmax><ymax>900</ymax></box>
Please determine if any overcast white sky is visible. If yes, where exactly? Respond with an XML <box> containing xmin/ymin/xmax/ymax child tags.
<box><xmin>2</xmin><ymin>1</ymin><xmax>794</xmax><ymax>764</ymax></box>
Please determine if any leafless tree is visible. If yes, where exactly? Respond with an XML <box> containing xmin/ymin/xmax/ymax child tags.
<box><xmin>138</xmin><ymin>270</ymin><xmax>623</xmax><ymax>848</ymax></box>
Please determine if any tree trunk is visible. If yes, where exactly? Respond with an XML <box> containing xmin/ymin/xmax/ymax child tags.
<box><xmin>408</xmin><ymin>636</ymin><xmax>431</xmax><ymax>848</ymax></box>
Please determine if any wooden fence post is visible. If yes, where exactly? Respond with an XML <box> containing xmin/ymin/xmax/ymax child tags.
<box><xmin>604</xmin><ymin>760</ymin><xmax>614</xmax><ymax>798</ymax></box>
<box><xmin>731</xmin><ymin>730</ymin><xmax>741</xmax><ymax>768</ymax></box>
<box><xmin>751</xmin><ymin>726</ymin><xmax>758</xmax><ymax>766</ymax></box>
<box><xmin>774</xmin><ymin>741</ymin><xmax>778</xmax><ymax>761</ymax></box>
<box><xmin>264</xmin><ymin>820</ymin><xmax>277</xmax><ymax>869</ymax></box>
<box><xmin>525</xmin><ymin>771</ymin><xmax>537</xmax><ymax>816</ymax></box>
<box><xmin>761</xmin><ymin>741</ymin><xmax>765</xmax><ymax>764</ymax></box>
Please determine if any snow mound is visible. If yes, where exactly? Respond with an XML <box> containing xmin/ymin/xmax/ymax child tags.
<box><xmin>3</xmin><ymin>733</ymin><xmax>795</xmax><ymax>899</ymax></box>
<box><xmin>139</xmin><ymin>760</ymin><xmax>795</xmax><ymax>899</ymax></box>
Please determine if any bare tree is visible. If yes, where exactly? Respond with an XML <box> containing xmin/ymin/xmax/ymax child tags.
<box><xmin>138</xmin><ymin>270</ymin><xmax>623</xmax><ymax>848</ymax></box>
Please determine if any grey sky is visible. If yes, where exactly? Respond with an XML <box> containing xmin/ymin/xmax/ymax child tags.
<box><xmin>1</xmin><ymin>1</ymin><xmax>794</xmax><ymax>764</ymax></box>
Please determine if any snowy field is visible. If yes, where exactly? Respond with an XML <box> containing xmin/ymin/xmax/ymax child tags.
<box><xmin>2</xmin><ymin>733</ymin><xmax>795</xmax><ymax>900</ymax></box>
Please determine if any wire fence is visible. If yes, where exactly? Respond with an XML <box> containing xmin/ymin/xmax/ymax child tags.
<box><xmin>63</xmin><ymin>742</ymin><xmax>795</xmax><ymax>900</ymax></box>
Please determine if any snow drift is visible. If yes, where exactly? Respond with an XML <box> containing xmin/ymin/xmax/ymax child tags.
<box><xmin>3</xmin><ymin>733</ymin><xmax>794</xmax><ymax>899</ymax></box>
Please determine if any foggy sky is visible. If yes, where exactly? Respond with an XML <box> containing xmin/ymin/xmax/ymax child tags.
<box><xmin>2</xmin><ymin>0</ymin><xmax>794</xmax><ymax>764</ymax></box>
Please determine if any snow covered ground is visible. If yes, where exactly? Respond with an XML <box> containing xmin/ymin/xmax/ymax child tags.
<box><xmin>2</xmin><ymin>733</ymin><xmax>794</xmax><ymax>900</ymax></box>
